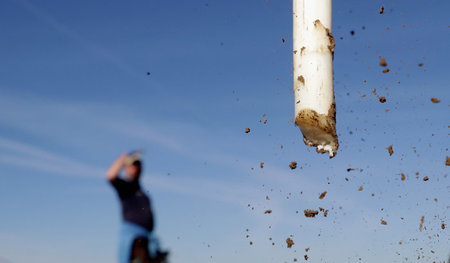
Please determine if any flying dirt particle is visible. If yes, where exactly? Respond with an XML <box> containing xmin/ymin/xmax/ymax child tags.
<box><xmin>358</xmin><ymin>186</ymin><xmax>363</xmax><ymax>191</ymax></box>
<box><xmin>282</xmin><ymin>37</ymin><xmax>286</xmax><ymax>43</ymax></box>
<box><xmin>245</xmin><ymin>127</ymin><xmax>251</xmax><ymax>133</ymax></box>
<box><xmin>266</xmin><ymin>195</ymin><xmax>270</xmax><ymax>200</ymax></box>
<box><xmin>442</xmin><ymin>223</ymin><xmax>446</xmax><ymax>229</ymax></box>
<box><xmin>260</xmin><ymin>162</ymin><xmax>264</xmax><ymax>168</ymax></box>
<box><xmin>379</xmin><ymin>5</ymin><xmax>385</xmax><ymax>14</ymax></box>
<box><xmin>289</xmin><ymin>161</ymin><xmax>297</xmax><ymax>170</ymax></box>
<box><xmin>382</xmin><ymin>68</ymin><xmax>390</xmax><ymax>73</ymax></box>
<box><xmin>419</xmin><ymin>216</ymin><xmax>424</xmax><ymax>232</ymax></box>
<box><xmin>264</xmin><ymin>209</ymin><xmax>272</xmax><ymax>214</ymax></box>
<box><xmin>305</xmin><ymin>248</ymin><xmax>310</xmax><ymax>252</ymax></box>
<box><xmin>304</xmin><ymin>209</ymin><xmax>319</xmax><ymax>218</ymax></box>
<box><xmin>294</xmin><ymin>258</ymin><xmax>297</xmax><ymax>262</ymax></box>
<box><xmin>379</xmin><ymin>58</ymin><xmax>388</xmax><ymax>67</ymax></box>
<box><xmin>286</xmin><ymin>237</ymin><xmax>294</xmax><ymax>248</ymax></box>
<box><xmin>418</xmin><ymin>62</ymin><xmax>424</xmax><ymax>67</ymax></box>
<box><xmin>347</xmin><ymin>168</ymin><xmax>355</xmax><ymax>172</ymax></box>
<box><xmin>350</xmin><ymin>30</ymin><xmax>355</xmax><ymax>36</ymax></box>
<box><xmin>381</xmin><ymin>220</ymin><xmax>387</xmax><ymax>225</ymax></box>
<box><xmin>401</xmin><ymin>173</ymin><xmax>406</xmax><ymax>181</ymax></box>
<box><xmin>249</xmin><ymin>241</ymin><xmax>253</xmax><ymax>245</ymax></box>
<box><xmin>386</xmin><ymin>145</ymin><xmax>394</xmax><ymax>156</ymax></box>
<box><xmin>430</xmin><ymin>97</ymin><xmax>440</xmax><ymax>103</ymax></box>
<box><xmin>379</xmin><ymin>96</ymin><xmax>387</xmax><ymax>103</ymax></box>
<box><xmin>304</xmin><ymin>255</ymin><xmax>309</xmax><ymax>260</ymax></box>
<box><xmin>146</xmin><ymin>72</ymin><xmax>151</xmax><ymax>76</ymax></box>
<box><xmin>263</xmin><ymin>119</ymin><xmax>268</xmax><ymax>124</ymax></box>
<box><xmin>446</xmin><ymin>156</ymin><xmax>450</xmax><ymax>166</ymax></box>
<box><xmin>319</xmin><ymin>191</ymin><xmax>327</xmax><ymax>199</ymax></box>
<box><xmin>345</xmin><ymin>177</ymin><xmax>349</xmax><ymax>181</ymax></box>
<box><xmin>423</xmin><ymin>176</ymin><xmax>429</xmax><ymax>181</ymax></box>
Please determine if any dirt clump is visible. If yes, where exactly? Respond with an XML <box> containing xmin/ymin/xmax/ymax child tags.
<box><xmin>381</xmin><ymin>220</ymin><xmax>387</xmax><ymax>225</ymax></box>
<box><xmin>304</xmin><ymin>209</ymin><xmax>319</xmax><ymax>218</ymax></box>
<box><xmin>446</xmin><ymin>156</ymin><xmax>450</xmax><ymax>166</ymax></box>
<box><xmin>386</xmin><ymin>145</ymin><xmax>394</xmax><ymax>156</ymax></box>
<box><xmin>286</xmin><ymin>237</ymin><xmax>294</xmax><ymax>248</ymax></box>
<box><xmin>260</xmin><ymin>162</ymin><xmax>264</xmax><ymax>168</ymax></box>
<box><xmin>289</xmin><ymin>161</ymin><xmax>297</xmax><ymax>170</ymax></box>
<box><xmin>264</xmin><ymin>209</ymin><xmax>272</xmax><ymax>214</ymax></box>
<box><xmin>379</xmin><ymin>5</ymin><xmax>385</xmax><ymax>14</ymax></box>
<box><xmin>379</xmin><ymin>58</ymin><xmax>388</xmax><ymax>67</ymax></box>
<box><xmin>430</xmin><ymin>97</ymin><xmax>440</xmax><ymax>103</ymax></box>
<box><xmin>358</xmin><ymin>186</ymin><xmax>364</xmax><ymax>191</ymax></box>
<box><xmin>401</xmin><ymin>173</ymin><xmax>406</xmax><ymax>181</ymax></box>
<box><xmin>382</xmin><ymin>68</ymin><xmax>390</xmax><ymax>73</ymax></box>
<box><xmin>304</xmin><ymin>255</ymin><xmax>309</xmax><ymax>260</ymax></box>
<box><xmin>319</xmin><ymin>191</ymin><xmax>327</xmax><ymax>199</ymax></box>
<box><xmin>245</xmin><ymin>127</ymin><xmax>251</xmax><ymax>133</ymax></box>
<box><xmin>379</xmin><ymin>96</ymin><xmax>387</xmax><ymax>103</ymax></box>
<box><xmin>423</xmin><ymin>176</ymin><xmax>429</xmax><ymax>181</ymax></box>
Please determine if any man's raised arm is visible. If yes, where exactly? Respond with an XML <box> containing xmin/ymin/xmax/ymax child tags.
<box><xmin>106</xmin><ymin>153</ymin><xmax>127</xmax><ymax>181</ymax></box>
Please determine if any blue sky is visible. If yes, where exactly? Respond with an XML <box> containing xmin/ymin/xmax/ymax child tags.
<box><xmin>0</xmin><ymin>0</ymin><xmax>449</xmax><ymax>262</ymax></box>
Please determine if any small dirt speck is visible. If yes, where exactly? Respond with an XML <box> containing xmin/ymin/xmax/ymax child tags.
<box><xmin>419</xmin><ymin>216</ymin><xmax>425</xmax><ymax>232</ymax></box>
<box><xmin>289</xmin><ymin>161</ymin><xmax>297</xmax><ymax>170</ymax></box>
<box><xmin>446</xmin><ymin>156</ymin><xmax>450</xmax><ymax>166</ymax></box>
<box><xmin>282</xmin><ymin>37</ymin><xmax>286</xmax><ymax>43</ymax></box>
<box><xmin>264</xmin><ymin>209</ymin><xmax>272</xmax><ymax>214</ymax></box>
<box><xmin>381</xmin><ymin>220</ymin><xmax>387</xmax><ymax>225</ymax></box>
<box><xmin>358</xmin><ymin>186</ymin><xmax>363</xmax><ymax>191</ymax></box>
<box><xmin>379</xmin><ymin>5</ymin><xmax>385</xmax><ymax>14</ymax></box>
<box><xmin>382</xmin><ymin>68</ymin><xmax>390</xmax><ymax>73</ymax></box>
<box><xmin>319</xmin><ymin>191</ymin><xmax>327</xmax><ymax>200</ymax></box>
<box><xmin>401</xmin><ymin>173</ymin><xmax>406</xmax><ymax>181</ymax></box>
<box><xmin>386</xmin><ymin>145</ymin><xmax>394</xmax><ymax>156</ymax></box>
<box><xmin>430</xmin><ymin>97</ymin><xmax>440</xmax><ymax>103</ymax></box>
<box><xmin>418</xmin><ymin>62</ymin><xmax>424</xmax><ymax>67</ymax></box>
<box><xmin>304</xmin><ymin>255</ymin><xmax>309</xmax><ymax>260</ymax></box>
<box><xmin>379</xmin><ymin>58</ymin><xmax>388</xmax><ymax>67</ymax></box>
<box><xmin>260</xmin><ymin>162</ymin><xmax>264</xmax><ymax>168</ymax></box>
<box><xmin>286</xmin><ymin>237</ymin><xmax>294</xmax><ymax>248</ymax></box>
<box><xmin>423</xmin><ymin>176</ymin><xmax>429</xmax><ymax>181</ymax></box>
<box><xmin>379</xmin><ymin>96</ymin><xmax>387</xmax><ymax>103</ymax></box>
<box><xmin>245</xmin><ymin>127</ymin><xmax>251</xmax><ymax>133</ymax></box>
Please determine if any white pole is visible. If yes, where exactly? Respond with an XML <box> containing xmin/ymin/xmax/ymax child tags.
<box><xmin>293</xmin><ymin>0</ymin><xmax>338</xmax><ymax>158</ymax></box>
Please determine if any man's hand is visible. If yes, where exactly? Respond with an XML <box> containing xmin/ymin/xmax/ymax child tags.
<box><xmin>106</xmin><ymin>153</ymin><xmax>127</xmax><ymax>181</ymax></box>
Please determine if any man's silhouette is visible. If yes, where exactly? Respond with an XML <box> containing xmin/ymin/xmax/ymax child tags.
<box><xmin>106</xmin><ymin>151</ymin><xmax>154</xmax><ymax>263</ymax></box>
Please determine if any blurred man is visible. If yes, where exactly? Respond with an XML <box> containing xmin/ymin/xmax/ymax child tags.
<box><xmin>106</xmin><ymin>151</ymin><xmax>154</xmax><ymax>263</ymax></box>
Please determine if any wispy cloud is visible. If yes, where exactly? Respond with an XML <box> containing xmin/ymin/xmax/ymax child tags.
<box><xmin>0</xmin><ymin>136</ymin><xmax>103</xmax><ymax>177</ymax></box>
<box><xmin>12</xmin><ymin>0</ymin><xmax>141</xmax><ymax>78</ymax></box>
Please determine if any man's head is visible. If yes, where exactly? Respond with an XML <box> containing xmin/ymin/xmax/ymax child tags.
<box><xmin>124</xmin><ymin>157</ymin><xmax>142</xmax><ymax>180</ymax></box>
